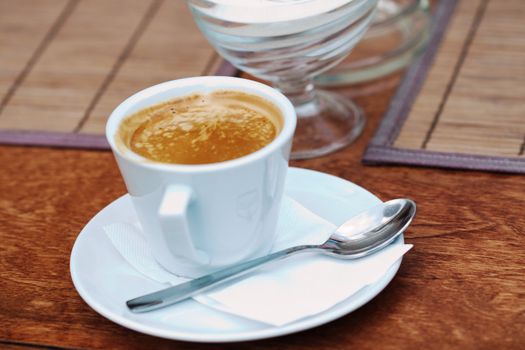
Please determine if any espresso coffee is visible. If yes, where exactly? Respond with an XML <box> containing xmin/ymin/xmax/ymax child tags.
<box><xmin>117</xmin><ymin>90</ymin><xmax>283</xmax><ymax>165</ymax></box>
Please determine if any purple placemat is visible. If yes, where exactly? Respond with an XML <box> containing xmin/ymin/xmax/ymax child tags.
<box><xmin>363</xmin><ymin>0</ymin><xmax>525</xmax><ymax>174</ymax></box>
<box><xmin>0</xmin><ymin>60</ymin><xmax>237</xmax><ymax>150</ymax></box>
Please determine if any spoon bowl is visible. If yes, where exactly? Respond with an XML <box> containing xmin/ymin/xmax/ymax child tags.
<box><xmin>321</xmin><ymin>198</ymin><xmax>416</xmax><ymax>258</ymax></box>
<box><xmin>127</xmin><ymin>198</ymin><xmax>416</xmax><ymax>313</ymax></box>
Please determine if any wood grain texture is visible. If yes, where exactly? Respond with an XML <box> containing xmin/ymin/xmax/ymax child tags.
<box><xmin>1</xmin><ymin>0</ymin><xmax>524</xmax><ymax>348</ymax></box>
<box><xmin>1</xmin><ymin>76</ymin><xmax>524</xmax><ymax>349</ymax></box>
<box><xmin>0</xmin><ymin>341</ymin><xmax>70</xmax><ymax>350</ymax></box>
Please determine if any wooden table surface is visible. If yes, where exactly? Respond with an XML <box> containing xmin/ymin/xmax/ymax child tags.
<box><xmin>1</xmin><ymin>73</ymin><xmax>524</xmax><ymax>349</ymax></box>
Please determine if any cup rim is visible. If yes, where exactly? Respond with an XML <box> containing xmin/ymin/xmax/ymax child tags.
<box><xmin>106</xmin><ymin>76</ymin><xmax>296</xmax><ymax>173</ymax></box>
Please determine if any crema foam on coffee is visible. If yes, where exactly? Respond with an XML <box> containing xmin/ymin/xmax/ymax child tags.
<box><xmin>117</xmin><ymin>90</ymin><xmax>283</xmax><ymax>165</ymax></box>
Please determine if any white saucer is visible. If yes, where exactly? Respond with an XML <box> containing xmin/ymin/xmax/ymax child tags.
<box><xmin>70</xmin><ymin>167</ymin><xmax>404</xmax><ymax>343</ymax></box>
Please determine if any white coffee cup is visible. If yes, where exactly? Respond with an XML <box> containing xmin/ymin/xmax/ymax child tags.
<box><xmin>106</xmin><ymin>76</ymin><xmax>296</xmax><ymax>277</ymax></box>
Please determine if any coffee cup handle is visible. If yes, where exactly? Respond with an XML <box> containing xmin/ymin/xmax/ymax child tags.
<box><xmin>158</xmin><ymin>185</ymin><xmax>209</xmax><ymax>264</ymax></box>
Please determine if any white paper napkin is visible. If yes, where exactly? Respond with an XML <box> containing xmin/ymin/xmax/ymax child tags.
<box><xmin>105</xmin><ymin>196</ymin><xmax>412</xmax><ymax>326</ymax></box>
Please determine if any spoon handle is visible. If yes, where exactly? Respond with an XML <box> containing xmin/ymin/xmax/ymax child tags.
<box><xmin>126</xmin><ymin>244</ymin><xmax>317</xmax><ymax>313</ymax></box>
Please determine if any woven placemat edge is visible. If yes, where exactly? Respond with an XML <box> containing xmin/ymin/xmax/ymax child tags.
<box><xmin>0</xmin><ymin>61</ymin><xmax>238</xmax><ymax>150</ymax></box>
<box><xmin>364</xmin><ymin>145</ymin><xmax>525</xmax><ymax>174</ymax></box>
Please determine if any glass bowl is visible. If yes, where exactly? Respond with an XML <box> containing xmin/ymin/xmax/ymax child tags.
<box><xmin>316</xmin><ymin>0</ymin><xmax>431</xmax><ymax>86</ymax></box>
<box><xmin>187</xmin><ymin>0</ymin><xmax>380</xmax><ymax>159</ymax></box>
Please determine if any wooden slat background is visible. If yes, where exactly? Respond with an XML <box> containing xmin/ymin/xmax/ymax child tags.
<box><xmin>0</xmin><ymin>0</ymin><xmax>220</xmax><ymax>140</ymax></box>
<box><xmin>3</xmin><ymin>0</ymin><xmax>524</xmax><ymax>164</ymax></box>
<box><xmin>394</xmin><ymin>0</ymin><xmax>525</xmax><ymax>157</ymax></box>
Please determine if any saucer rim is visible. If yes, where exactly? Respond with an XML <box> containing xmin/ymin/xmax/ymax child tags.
<box><xmin>70</xmin><ymin>167</ymin><xmax>404</xmax><ymax>343</ymax></box>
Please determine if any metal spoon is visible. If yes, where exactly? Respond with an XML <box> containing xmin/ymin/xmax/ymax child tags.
<box><xmin>127</xmin><ymin>198</ymin><xmax>416</xmax><ymax>313</ymax></box>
